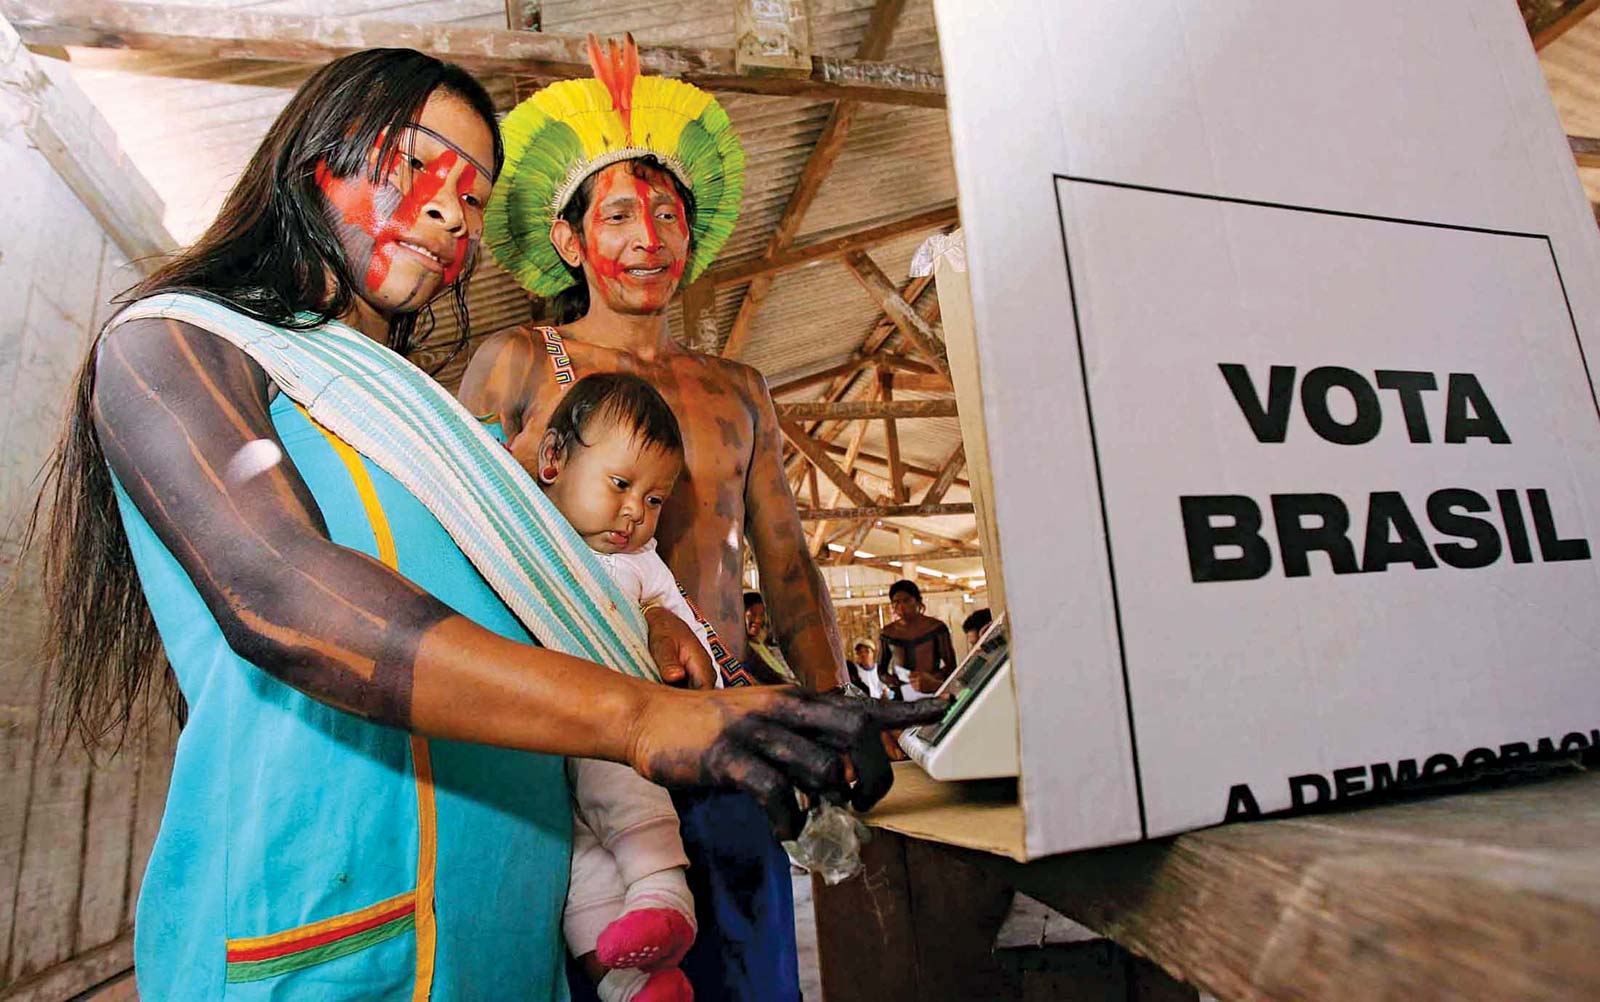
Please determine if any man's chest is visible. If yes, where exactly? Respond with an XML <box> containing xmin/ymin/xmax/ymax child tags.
<box><xmin>518</xmin><ymin>348</ymin><xmax>758</xmax><ymax>485</ymax></box>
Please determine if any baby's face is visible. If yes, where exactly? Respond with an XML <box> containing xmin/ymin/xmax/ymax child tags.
<box><xmin>546</xmin><ymin>419</ymin><xmax>682</xmax><ymax>555</ymax></box>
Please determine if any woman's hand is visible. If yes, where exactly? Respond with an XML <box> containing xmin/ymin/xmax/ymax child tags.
<box><xmin>644</xmin><ymin>606</ymin><xmax>716</xmax><ymax>689</ymax></box>
<box><xmin>626</xmin><ymin>686</ymin><xmax>949</xmax><ymax>838</ymax></box>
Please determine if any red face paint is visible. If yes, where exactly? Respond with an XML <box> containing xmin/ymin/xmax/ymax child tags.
<box><xmin>441</xmin><ymin>160</ymin><xmax>478</xmax><ymax>285</ymax></box>
<box><xmin>635</xmin><ymin>175</ymin><xmax>660</xmax><ymax>250</ymax></box>
<box><xmin>318</xmin><ymin>145</ymin><xmax>471</xmax><ymax>296</ymax></box>
<box><xmin>580</xmin><ymin>163</ymin><xmax>691</xmax><ymax>312</ymax></box>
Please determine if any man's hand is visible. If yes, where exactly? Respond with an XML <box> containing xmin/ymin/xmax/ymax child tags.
<box><xmin>644</xmin><ymin>607</ymin><xmax>717</xmax><ymax>689</ymax></box>
<box><xmin>627</xmin><ymin>687</ymin><xmax>950</xmax><ymax>838</ymax></box>
<box><xmin>909</xmin><ymin>670</ymin><xmax>944</xmax><ymax>694</ymax></box>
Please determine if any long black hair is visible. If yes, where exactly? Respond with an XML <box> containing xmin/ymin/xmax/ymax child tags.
<box><xmin>548</xmin><ymin>155</ymin><xmax>696</xmax><ymax>325</ymax></box>
<box><xmin>29</xmin><ymin>48</ymin><xmax>502</xmax><ymax>751</ymax></box>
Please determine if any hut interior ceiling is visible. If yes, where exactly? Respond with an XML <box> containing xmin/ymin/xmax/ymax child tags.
<box><xmin>24</xmin><ymin>0</ymin><xmax>1600</xmax><ymax>588</ymax></box>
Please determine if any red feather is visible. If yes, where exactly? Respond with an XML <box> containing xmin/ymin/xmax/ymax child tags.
<box><xmin>584</xmin><ymin>34</ymin><xmax>639</xmax><ymax>143</ymax></box>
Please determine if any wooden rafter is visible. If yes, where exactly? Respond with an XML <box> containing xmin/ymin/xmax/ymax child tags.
<box><xmin>774</xmin><ymin>398</ymin><xmax>957</xmax><ymax>421</ymax></box>
<box><xmin>0</xmin><ymin>17</ymin><xmax>176</xmax><ymax>268</ymax></box>
<box><xmin>1521</xmin><ymin>0</ymin><xmax>1600</xmax><ymax>48</ymax></box>
<box><xmin>808</xmin><ymin>399</ymin><xmax>875</xmax><ymax>556</ymax></box>
<box><xmin>772</xmin><ymin>358</ymin><xmax>869</xmax><ymax>397</ymax></box>
<box><xmin>702</xmin><ymin>204</ymin><xmax>957</xmax><ymax>288</ymax></box>
<box><xmin>864</xmin><ymin>274</ymin><xmax>936</xmax><ymax>357</ymax></box>
<box><xmin>855</xmin><ymin>545</ymin><xmax>979</xmax><ymax>562</ymax></box>
<box><xmin>881</xmin><ymin>371</ymin><xmax>953</xmax><ymax>393</ymax></box>
<box><xmin>779</xmin><ymin>423</ymin><xmax>876</xmax><ymax>507</ymax></box>
<box><xmin>720</xmin><ymin>0</ymin><xmax>909</xmax><ymax>359</ymax></box>
<box><xmin>1573</xmin><ymin>135</ymin><xmax>1600</xmax><ymax>169</ymax></box>
<box><xmin>920</xmin><ymin>444</ymin><xmax>966</xmax><ymax>506</ymax></box>
<box><xmin>814</xmin><ymin>441</ymin><xmax>971</xmax><ymax>493</ymax></box>
<box><xmin>799</xmin><ymin>502</ymin><xmax>974</xmax><ymax>521</ymax></box>
<box><xmin>844</xmin><ymin>250</ymin><xmax>950</xmax><ymax>374</ymax></box>
<box><xmin>3</xmin><ymin>0</ymin><xmax>944</xmax><ymax>107</ymax></box>
<box><xmin>834</xmin><ymin>515</ymin><xmax>881</xmax><ymax>564</ymax></box>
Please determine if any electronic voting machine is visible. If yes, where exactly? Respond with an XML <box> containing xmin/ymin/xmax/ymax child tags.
<box><xmin>898</xmin><ymin>615</ymin><xmax>1018</xmax><ymax>781</ymax></box>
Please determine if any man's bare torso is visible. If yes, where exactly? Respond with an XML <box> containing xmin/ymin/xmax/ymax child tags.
<box><xmin>461</xmin><ymin>325</ymin><xmax>766</xmax><ymax>652</ymax></box>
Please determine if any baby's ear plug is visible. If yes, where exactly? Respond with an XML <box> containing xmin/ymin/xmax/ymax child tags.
<box><xmin>596</xmin><ymin>907</ymin><xmax>695</xmax><ymax>972</ymax></box>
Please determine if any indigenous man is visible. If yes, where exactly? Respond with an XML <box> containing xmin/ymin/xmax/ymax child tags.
<box><xmin>460</xmin><ymin>38</ymin><xmax>850</xmax><ymax>1002</ymax></box>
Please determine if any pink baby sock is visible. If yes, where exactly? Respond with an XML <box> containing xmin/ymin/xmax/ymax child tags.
<box><xmin>595</xmin><ymin>868</ymin><xmax>696</xmax><ymax>972</ymax></box>
<box><xmin>595</xmin><ymin>907</ymin><xmax>696</xmax><ymax>972</ymax></box>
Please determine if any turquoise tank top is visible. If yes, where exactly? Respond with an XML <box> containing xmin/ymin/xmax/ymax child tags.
<box><xmin>116</xmin><ymin>388</ymin><xmax>573</xmax><ymax>1000</ymax></box>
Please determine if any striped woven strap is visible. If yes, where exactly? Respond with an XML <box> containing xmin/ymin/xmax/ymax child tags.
<box><xmin>112</xmin><ymin>293</ymin><xmax>658</xmax><ymax>681</ymax></box>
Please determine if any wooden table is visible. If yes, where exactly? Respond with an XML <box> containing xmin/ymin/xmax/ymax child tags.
<box><xmin>814</xmin><ymin>762</ymin><xmax>1600</xmax><ymax>1001</ymax></box>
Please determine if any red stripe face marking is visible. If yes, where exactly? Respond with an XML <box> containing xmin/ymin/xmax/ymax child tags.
<box><xmin>579</xmin><ymin>162</ymin><xmax>691</xmax><ymax>313</ymax></box>
<box><xmin>318</xmin><ymin>145</ymin><xmax>473</xmax><ymax>297</ymax></box>
<box><xmin>441</xmin><ymin>160</ymin><xmax>478</xmax><ymax>285</ymax></box>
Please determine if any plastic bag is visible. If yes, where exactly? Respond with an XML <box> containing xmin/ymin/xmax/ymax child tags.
<box><xmin>782</xmin><ymin>801</ymin><xmax>872</xmax><ymax>886</ymax></box>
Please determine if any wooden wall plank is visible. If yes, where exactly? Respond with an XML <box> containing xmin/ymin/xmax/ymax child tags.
<box><xmin>123</xmin><ymin>710</ymin><xmax>176</xmax><ymax>934</ymax></box>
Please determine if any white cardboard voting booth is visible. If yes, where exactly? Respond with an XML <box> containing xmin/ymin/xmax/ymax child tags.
<box><xmin>931</xmin><ymin>0</ymin><xmax>1600</xmax><ymax>858</ymax></box>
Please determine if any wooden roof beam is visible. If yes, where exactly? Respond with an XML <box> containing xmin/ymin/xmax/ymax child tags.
<box><xmin>701</xmin><ymin>203</ymin><xmax>958</xmax><ymax>288</ymax></box>
<box><xmin>799</xmin><ymin>502</ymin><xmax>975</xmax><ymax>521</ymax></box>
<box><xmin>3</xmin><ymin>0</ymin><xmax>944</xmax><ymax>107</ymax></box>
<box><xmin>920</xmin><ymin>444</ymin><xmax>966</xmax><ymax>505</ymax></box>
<box><xmin>844</xmin><ymin>250</ymin><xmax>950</xmax><ymax>375</ymax></box>
<box><xmin>1522</xmin><ymin>0</ymin><xmax>1600</xmax><ymax>48</ymax></box>
<box><xmin>0</xmin><ymin>16</ymin><xmax>176</xmax><ymax>268</ymax></box>
<box><xmin>1572</xmin><ymin>135</ymin><xmax>1600</xmax><ymax>168</ymax></box>
<box><xmin>720</xmin><ymin>0</ymin><xmax>910</xmax><ymax>359</ymax></box>
<box><xmin>817</xmin><ymin>440</ymin><xmax>971</xmax><ymax>492</ymax></box>
<box><xmin>779</xmin><ymin>423</ymin><xmax>876</xmax><ymax>508</ymax></box>
<box><xmin>772</xmin><ymin>358</ymin><xmax>869</xmax><ymax>397</ymax></box>
<box><xmin>854</xmin><ymin>545</ymin><xmax>980</xmax><ymax>562</ymax></box>
<box><xmin>774</xmin><ymin>398</ymin><xmax>957</xmax><ymax>420</ymax></box>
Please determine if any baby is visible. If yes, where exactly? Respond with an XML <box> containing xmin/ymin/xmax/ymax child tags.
<box><xmin>536</xmin><ymin>373</ymin><xmax>716</xmax><ymax>1002</ymax></box>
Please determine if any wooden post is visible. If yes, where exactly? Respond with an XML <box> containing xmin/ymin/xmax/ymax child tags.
<box><xmin>880</xmin><ymin>370</ymin><xmax>908</xmax><ymax>503</ymax></box>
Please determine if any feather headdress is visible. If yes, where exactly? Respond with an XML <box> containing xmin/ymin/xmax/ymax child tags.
<box><xmin>485</xmin><ymin>35</ymin><xmax>746</xmax><ymax>297</ymax></box>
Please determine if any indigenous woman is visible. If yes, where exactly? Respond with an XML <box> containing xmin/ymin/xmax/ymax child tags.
<box><xmin>877</xmin><ymin>580</ymin><xmax>959</xmax><ymax>702</ymax></box>
<box><xmin>33</xmin><ymin>48</ymin><xmax>942</xmax><ymax>1000</ymax></box>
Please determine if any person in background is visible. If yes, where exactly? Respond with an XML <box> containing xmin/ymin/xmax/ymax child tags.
<box><xmin>845</xmin><ymin>640</ymin><xmax>882</xmax><ymax>699</ymax></box>
<box><xmin>877</xmin><ymin>580</ymin><xmax>958</xmax><ymax>702</ymax></box>
<box><xmin>962</xmin><ymin>607</ymin><xmax>994</xmax><ymax>648</ymax></box>
<box><xmin>743</xmin><ymin>590</ymin><xmax>799</xmax><ymax>685</ymax></box>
